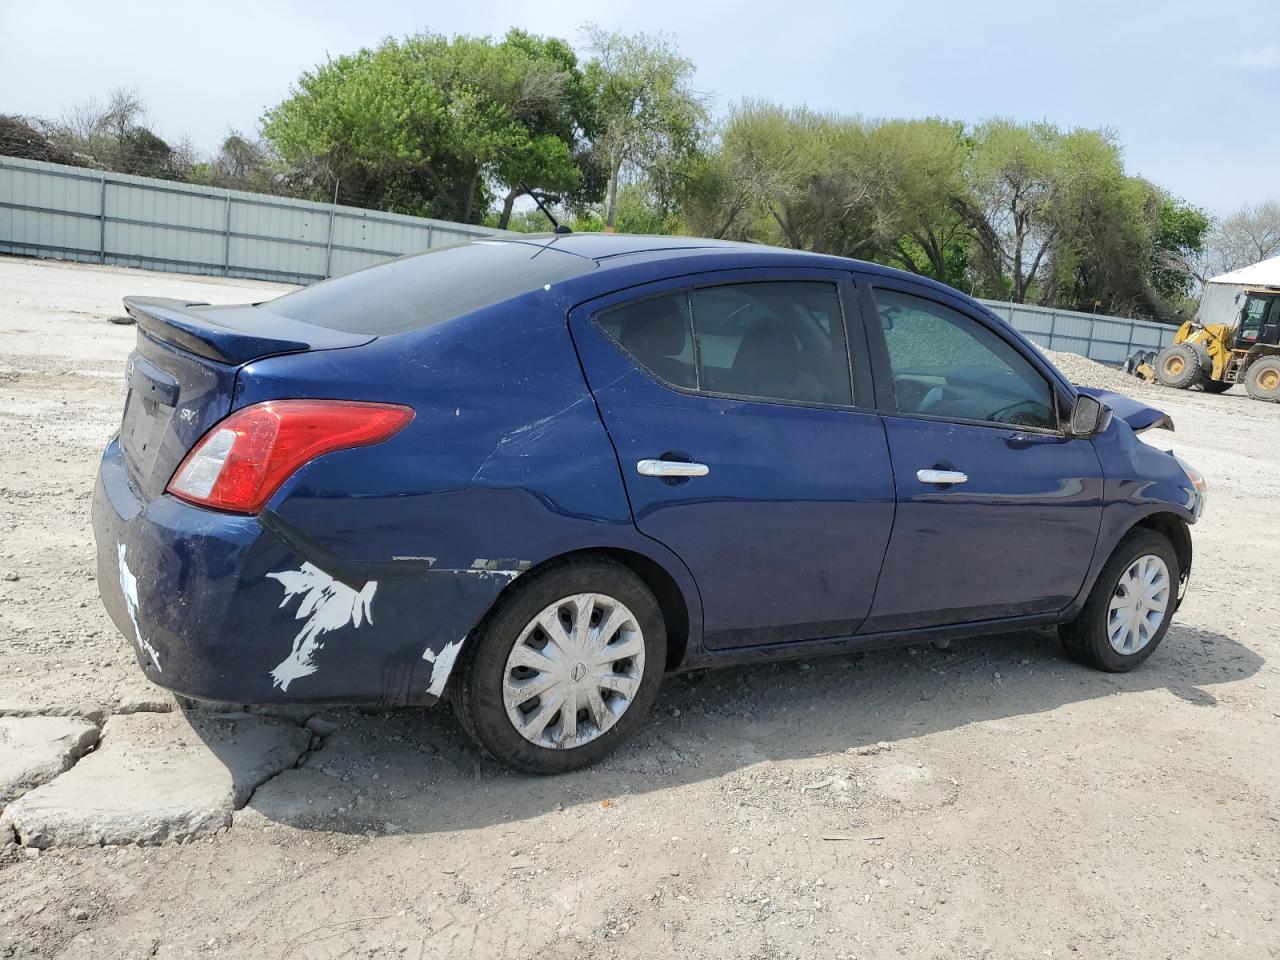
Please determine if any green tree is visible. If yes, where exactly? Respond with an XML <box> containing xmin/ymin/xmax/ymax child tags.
<box><xmin>858</xmin><ymin>118</ymin><xmax>969</xmax><ymax>285</ymax></box>
<box><xmin>958</xmin><ymin>120</ymin><xmax>1072</xmax><ymax>303</ymax></box>
<box><xmin>581</xmin><ymin>25</ymin><xmax>708</xmax><ymax>230</ymax></box>
<box><xmin>261</xmin><ymin>31</ymin><xmax>598</xmax><ymax>222</ymax></box>
<box><xmin>683</xmin><ymin>106</ymin><xmax>968</xmax><ymax>281</ymax></box>
<box><xmin>681</xmin><ymin>102</ymin><xmax>873</xmax><ymax>254</ymax></box>
<box><xmin>1146</xmin><ymin>196</ymin><xmax>1209</xmax><ymax>306</ymax></box>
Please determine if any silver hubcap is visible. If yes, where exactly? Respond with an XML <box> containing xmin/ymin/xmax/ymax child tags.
<box><xmin>503</xmin><ymin>593</ymin><xmax>646</xmax><ymax>750</ymax></box>
<box><xmin>1107</xmin><ymin>555</ymin><xmax>1170</xmax><ymax>655</ymax></box>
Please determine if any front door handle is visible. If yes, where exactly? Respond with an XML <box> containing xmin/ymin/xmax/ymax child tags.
<box><xmin>917</xmin><ymin>468</ymin><xmax>968</xmax><ymax>485</ymax></box>
<box><xmin>637</xmin><ymin>459</ymin><xmax>710</xmax><ymax>478</ymax></box>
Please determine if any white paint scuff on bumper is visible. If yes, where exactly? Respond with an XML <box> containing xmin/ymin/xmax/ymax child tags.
<box><xmin>422</xmin><ymin>638</ymin><xmax>465</xmax><ymax>697</ymax></box>
<box><xmin>267</xmin><ymin>562</ymin><xmax>377</xmax><ymax>691</ymax></box>
<box><xmin>117</xmin><ymin>543</ymin><xmax>163</xmax><ymax>673</ymax></box>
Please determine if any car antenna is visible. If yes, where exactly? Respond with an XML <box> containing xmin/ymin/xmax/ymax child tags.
<box><xmin>519</xmin><ymin>182</ymin><xmax>572</xmax><ymax>235</ymax></box>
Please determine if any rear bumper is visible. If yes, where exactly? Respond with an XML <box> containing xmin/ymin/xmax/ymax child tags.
<box><xmin>92</xmin><ymin>437</ymin><xmax>509</xmax><ymax>705</ymax></box>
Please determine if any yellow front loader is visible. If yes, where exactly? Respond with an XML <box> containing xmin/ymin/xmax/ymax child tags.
<box><xmin>1128</xmin><ymin>288</ymin><xmax>1280</xmax><ymax>401</ymax></box>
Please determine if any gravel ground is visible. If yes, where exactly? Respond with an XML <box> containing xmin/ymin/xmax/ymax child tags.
<box><xmin>1</xmin><ymin>257</ymin><xmax>1278</xmax><ymax>960</ymax></box>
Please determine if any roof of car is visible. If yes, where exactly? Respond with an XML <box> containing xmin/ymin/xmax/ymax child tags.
<box><xmin>499</xmin><ymin>232</ymin><xmax>759</xmax><ymax>262</ymax></box>
<box><xmin>497</xmin><ymin>232</ymin><xmax>971</xmax><ymax>298</ymax></box>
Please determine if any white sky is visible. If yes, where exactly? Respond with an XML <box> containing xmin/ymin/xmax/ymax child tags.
<box><xmin>2</xmin><ymin>0</ymin><xmax>1277</xmax><ymax>216</ymax></box>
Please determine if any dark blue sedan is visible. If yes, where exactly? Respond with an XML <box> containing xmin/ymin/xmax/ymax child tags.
<box><xmin>93</xmin><ymin>234</ymin><xmax>1206</xmax><ymax>773</ymax></box>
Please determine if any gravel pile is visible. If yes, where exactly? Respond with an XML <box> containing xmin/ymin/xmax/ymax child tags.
<box><xmin>1038</xmin><ymin>346</ymin><xmax>1157</xmax><ymax>395</ymax></box>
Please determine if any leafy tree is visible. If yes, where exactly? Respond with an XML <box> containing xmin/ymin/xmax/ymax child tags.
<box><xmin>958</xmin><ymin>120</ymin><xmax>1071</xmax><ymax>303</ymax></box>
<box><xmin>1147</xmin><ymin>197</ymin><xmax>1209</xmax><ymax>303</ymax></box>
<box><xmin>262</xmin><ymin>31</ymin><xmax>598</xmax><ymax>223</ymax></box>
<box><xmin>858</xmin><ymin>118</ymin><xmax>969</xmax><ymax>285</ymax></box>
<box><xmin>581</xmin><ymin>25</ymin><xmax>708</xmax><ymax>230</ymax></box>
<box><xmin>681</xmin><ymin>103</ymin><xmax>872</xmax><ymax>254</ymax></box>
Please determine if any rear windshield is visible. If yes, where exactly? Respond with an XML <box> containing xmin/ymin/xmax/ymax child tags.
<box><xmin>264</xmin><ymin>240</ymin><xmax>595</xmax><ymax>335</ymax></box>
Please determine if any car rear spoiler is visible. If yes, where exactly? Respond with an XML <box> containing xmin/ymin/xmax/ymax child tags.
<box><xmin>124</xmin><ymin>296</ymin><xmax>374</xmax><ymax>366</ymax></box>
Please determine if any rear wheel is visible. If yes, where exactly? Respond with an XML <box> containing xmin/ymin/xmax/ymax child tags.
<box><xmin>1245</xmin><ymin>357</ymin><xmax>1280</xmax><ymax>402</ymax></box>
<box><xmin>1060</xmin><ymin>529</ymin><xmax>1179</xmax><ymax>672</ymax></box>
<box><xmin>451</xmin><ymin>558</ymin><xmax>666</xmax><ymax>774</ymax></box>
<box><xmin>1154</xmin><ymin>343</ymin><xmax>1204</xmax><ymax>389</ymax></box>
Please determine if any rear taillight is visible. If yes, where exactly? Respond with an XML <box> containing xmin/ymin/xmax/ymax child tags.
<box><xmin>167</xmin><ymin>400</ymin><xmax>414</xmax><ymax>514</ymax></box>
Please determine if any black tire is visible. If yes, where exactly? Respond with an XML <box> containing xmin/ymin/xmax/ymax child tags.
<box><xmin>451</xmin><ymin>557</ymin><xmax>667</xmax><ymax>775</ymax></box>
<box><xmin>1059</xmin><ymin>529</ymin><xmax>1180</xmax><ymax>672</ymax></box>
<box><xmin>1244</xmin><ymin>356</ymin><xmax>1280</xmax><ymax>402</ymax></box>
<box><xmin>1154</xmin><ymin>343</ymin><xmax>1204</xmax><ymax>389</ymax></box>
<box><xmin>1201</xmin><ymin>379</ymin><xmax>1232</xmax><ymax>394</ymax></box>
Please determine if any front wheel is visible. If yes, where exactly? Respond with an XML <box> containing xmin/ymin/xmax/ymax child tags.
<box><xmin>1154</xmin><ymin>343</ymin><xmax>1204</xmax><ymax>389</ymax></box>
<box><xmin>1060</xmin><ymin>529</ymin><xmax>1180</xmax><ymax>672</ymax></box>
<box><xmin>451</xmin><ymin>558</ymin><xmax>666</xmax><ymax>774</ymax></box>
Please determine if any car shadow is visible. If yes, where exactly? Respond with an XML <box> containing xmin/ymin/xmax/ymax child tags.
<box><xmin>207</xmin><ymin>621</ymin><xmax>1261</xmax><ymax>836</ymax></box>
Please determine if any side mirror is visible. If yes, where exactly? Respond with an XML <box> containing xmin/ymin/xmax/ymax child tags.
<box><xmin>1068</xmin><ymin>394</ymin><xmax>1110</xmax><ymax>437</ymax></box>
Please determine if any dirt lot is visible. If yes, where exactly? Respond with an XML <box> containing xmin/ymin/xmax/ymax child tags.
<box><xmin>1</xmin><ymin>256</ymin><xmax>1278</xmax><ymax>960</ymax></box>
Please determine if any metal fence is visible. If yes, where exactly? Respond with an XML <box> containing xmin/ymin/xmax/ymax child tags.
<box><xmin>1</xmin><ymin>155</ymin><xmax>1179</xmax><ymax>361</ymax></box>
<box><xmin>980</xmin><ymin>299</ymin><xmax>1177</xmax><ymax>364</ymax></box>
<box><xmin>0</xmin><ymin>155</ymin><xmax>506</xmax><ymax>285</ymax></box>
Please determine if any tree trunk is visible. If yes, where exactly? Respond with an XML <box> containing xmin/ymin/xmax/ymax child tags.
<box><xmin>605</xmin><ymin>156</ymin><xmax>622</xmax><ymax>232</ymax></box>
<box><xmin>463</xmin><ymin>167</ymin><xmax>482</xmax><ymax>224</ymax></box>
<box><xmin>497</xmin><ymin>187</ymin><xmax>519</xmax><ymax>230</ymax></box>
<box><xmin>604</xmin><ymin>167</ymin><xmax>620</xmax><ymax>231</ymax></box>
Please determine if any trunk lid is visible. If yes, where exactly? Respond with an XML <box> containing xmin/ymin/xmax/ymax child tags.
<box><xmin>119</xmin><ymin>297</ymin><xmax>374</xmax><ymax>500</ymax></box>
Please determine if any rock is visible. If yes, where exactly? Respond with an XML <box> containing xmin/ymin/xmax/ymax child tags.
<box><xmin>111</xmin><ymin>684</ymin><xmax>177</xmax><ymax>715</ymax></box>
<box><xmin>305</xmin><ymin>716</ymin><xmax>341</xmax><ymax>738</ymax></box>
<box><xmin>2</xmin><ymin>571</ymin><xmax>19</xmax><ymax>582</ymax></box>
<box><xmin>0</xmin><ymin>711</ymin><xmax>309</xmax><ymax>848</ymax></box>
<box><xmin>0</xmin><ymin>716</ymin><xmax>100</xmax><ymax>804</ymax></box>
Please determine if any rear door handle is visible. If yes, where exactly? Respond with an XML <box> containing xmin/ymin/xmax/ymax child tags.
<box><xmin>637</xmin><ymin>459</ymin><xmax>710</xmax><ymax>478</ymax></box>
<box><xmin>917</xmin><ymin>469</ymin><xmax>968</xmax><ymax>485</ymax></box>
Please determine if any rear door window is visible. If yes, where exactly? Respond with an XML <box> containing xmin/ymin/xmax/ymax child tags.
<box><xmin>691</xmin><ymin>282</ymin><xmax>852</xmax><ymax>405</ymax></box>
<box><xmin>595</xmin><ymin>281</ymin><xmax>853</xmax><ymax>406</ymax></box>
<box><xmin>874</xmin><ymin>288</ymin><xmax>1057</xmax><ymax>429</ymax></box>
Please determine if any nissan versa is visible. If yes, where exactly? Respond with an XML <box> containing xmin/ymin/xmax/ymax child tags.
<box><xmin>92</xmin><ymin>235</ymin><xmax>1206</xmax><ymax>774</ymax></box>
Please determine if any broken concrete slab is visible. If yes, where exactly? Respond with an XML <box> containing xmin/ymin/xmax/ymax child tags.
<box><xmin>0</xmin><ymin>716</ymin><xmax>100</xmax><ymax>804</ymax></box>
<box><xmin>0</xmin><ymin>710</ymin><xmax>310</xmax><ymax>848</ymax></box>
<box><xmin>109</xmin><ymin>677</ymin><xmax>177</xmax><ymax>716</ymax></box>
<box><xmin>0</xmin><ymin>701</ymin><xmax>108</xmax><ymax>726</ymax></box>
<box><xmin>235</xmin><ymin>715</ymin><xmax>471</xmax><ymax>835</ymax></box>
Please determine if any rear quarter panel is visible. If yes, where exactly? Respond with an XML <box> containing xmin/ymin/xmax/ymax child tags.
<box><xmin>232</xmin><ymin>289</ymin><xmax>702</xmax><ymax>700</ymax></box>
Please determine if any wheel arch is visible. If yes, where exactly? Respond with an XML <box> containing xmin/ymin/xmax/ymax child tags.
<box><xmin>1133</xmin><ymin>511</ymin><xmax>1192</xmax><ymax>583</ymax></box>
<box><xmin>477</xmin><ymin>546</ymin><xmax>697</xmax><ymax>673</ymax></box>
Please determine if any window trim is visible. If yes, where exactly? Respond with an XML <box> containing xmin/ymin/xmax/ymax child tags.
<box><xmin>856</xmin><ymin>275</ymin><xmax>1073</xmax><ymax>435</ymax></box>
<box><xmin>585</xmin><ymin>269</ymin><xmax>874</xmax><ymax>413</ymax></box>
